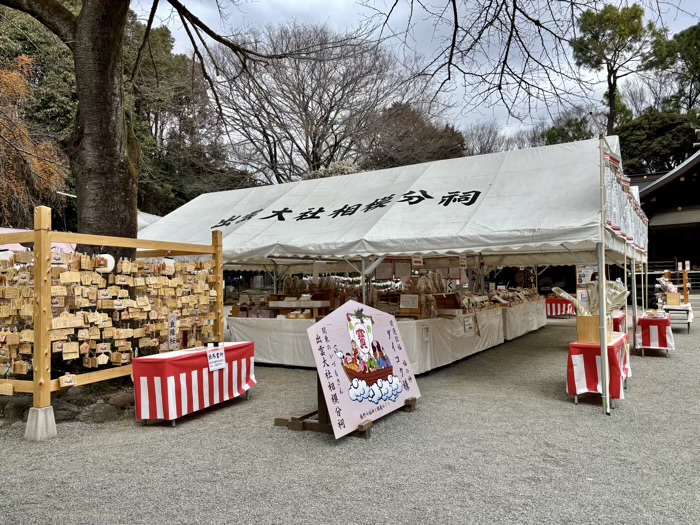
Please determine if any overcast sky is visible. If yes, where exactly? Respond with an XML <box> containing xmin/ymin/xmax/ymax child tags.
<box><xmin>133</xmin><ymin>0</ymin><xmax>700</xmax><ymax>132</ymax></box>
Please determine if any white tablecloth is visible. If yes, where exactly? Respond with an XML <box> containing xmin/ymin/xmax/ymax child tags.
<box><xmin>535</xmin><ymin>299</ymin><xmax>547</xmax><ymax>328</ymax></box>
<box><xmin>227</xmin><ymin>317</ymin><xmax>315</xmax><ymax>367</ymax></box>
<box><xmin>397</xmin><ymin>309</ymin><xmax>505</xmax><ymax>374</ymax></box>
<box><xmin>229</xmin><ymin>307</ymin><xmax>513</xmax><ymax>374</ymax></box>
<box><xmin>502</xmin><ymin>300</ymin><xmax>547</xmax><ymax>340</ymax></box>
<box><xmin>662</xmin><ymin>304</ymin><xmax>694</xmax><ymax>323</ymax></box>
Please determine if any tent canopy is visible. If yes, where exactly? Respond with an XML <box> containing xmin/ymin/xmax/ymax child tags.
<box><xmin>140</xmin><ymin>137</ymin><xmax>642</xmax><ymax>266</ymax></box>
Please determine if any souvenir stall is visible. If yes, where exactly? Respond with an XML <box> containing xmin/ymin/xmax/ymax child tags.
<box><xmin>140</xmin><ymin>137</ymin><xmax>649</xmax><ymax>413</ymax></box>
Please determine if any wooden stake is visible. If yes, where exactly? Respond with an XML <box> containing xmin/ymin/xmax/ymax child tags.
<box><xmin>212</xmin><ymin>230</ymin><xmax>224</xmax><ymax>343</ymax></box>
<box><xmin>33</xmin><ymin>207</ymin><xmax>52</xmax><ymax>408</ymax></box>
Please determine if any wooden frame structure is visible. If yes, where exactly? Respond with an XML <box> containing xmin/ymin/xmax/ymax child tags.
<box><xmin>0</xmin><ymin>206</ymin><xmax>224</xmax><ymax>411</ymax></box>
<box><xmin>274</xmin><ymin>376</ymin><xmax>417</xmax><ymax>440</ymax></box>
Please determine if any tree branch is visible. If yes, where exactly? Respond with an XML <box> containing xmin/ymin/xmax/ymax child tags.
<box><xmin>0</xmin><ymin>0</ymin><xmax>76</xmax><ymax>51</ymax></box>
<box><xmin>130</xmin><ymin>0</ymin><xmax>159</xmax><ymax>82</ymax></box>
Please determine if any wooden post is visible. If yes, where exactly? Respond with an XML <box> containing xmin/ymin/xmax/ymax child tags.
<box><xmin>33</xmin><ymin>207</ymin><xmax>52</xmax><ymax>408</ymax></box>
<box><xmin>683</xmin><ymin>270</ymin><xmax>689</xmax><ymax>304</ymax></box>
<box><xmin>212</xmin><ymin>230</ymin><xmax>224</xmax><ymax>343</ymax></box>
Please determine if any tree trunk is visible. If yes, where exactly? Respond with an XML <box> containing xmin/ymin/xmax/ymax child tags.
<box><xmin>606</xmin><ymin>76</ymin><xmax>617</xmax><ymax>136</ymax></box>
<box><xmin>71</xmin><ymin>0</ymin><xmax>139</xmax><ymax>256</ymax></box>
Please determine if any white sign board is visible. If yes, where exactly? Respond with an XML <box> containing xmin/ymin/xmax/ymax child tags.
<box><xmin>411</xmin><ymin>255</ymin><xmax>423</xmax><ymax>267</ymax></box>
<box><xmin>399</xmin><ymin>294</ymin><xmax>419</xmax><ymax>309</ymax></box>
<box><xmin>307</xmin><ymin>300</ymin><xmax>421</xmax><ymax>439</ymax></box>
<box><xmin>207</xmin><ymin>347</ymin><xmax>226</xmax><ymax>371</ymax></box>
<box><xmin>444</xmin><ymin>279</ymin><xmax>457</xmax><ymax>293</ymax></box>
<box><xmin>463</xmin><ymin>315</ymin><xmax>475</xmax><ymax>337</ymax></box>
<box><xmin>167</xmin><ymin>314</ymin><xmax>178</xmax><ymax>351</ymax></box>
<box><xmin>459</xmin><ymin>255</ymin><xmax>467</xmax><ymax>269</ymax></box>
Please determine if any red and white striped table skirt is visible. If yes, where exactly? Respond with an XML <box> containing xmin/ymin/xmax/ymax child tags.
<box><xmin>133</xmin><ymin>342</ymin><xmax>255</xmax><ymax>421</ymax></box>
<box><xmin>546</xmin><ymin>298</ymin><xmax>575</xmax><ymax>317</ymax></box>
<box><xmin>567</xmin><ymin>333</ymin><xmax>630</xmax><ymax>400</ymax></box>
<box><xmin>612</xmin><ymin>310</ymin><xmax>626</xmax><ymax>332</ymax></box>
<box><xmin>635</xmin><ymin>315</ymin><xmax>674</xmax><ymax>352</ymax></box>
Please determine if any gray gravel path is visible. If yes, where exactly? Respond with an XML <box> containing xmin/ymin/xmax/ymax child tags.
<box><xmin>1</xmin><ymin>315</ymin><xmax>698</xmax><ymax>525</ymax></box>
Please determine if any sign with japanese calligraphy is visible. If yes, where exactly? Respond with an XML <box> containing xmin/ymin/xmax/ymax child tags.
<box><xmin>167</xmin><ymin>314</ymin><xmax>178</xmax><ymax>352</ymax></box>
<box><xmin>207</xmin><ymin>347</ymin><xmax>226</xmax><ymax>372</ymax></box>
<box><xmin>306</xmin><ymin>300</ymin><xmax>420</xmax><ymax>439</ymax></box>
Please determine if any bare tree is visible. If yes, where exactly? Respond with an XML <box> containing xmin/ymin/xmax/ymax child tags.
<box><xmin>364</xmin><ymin>1</ymin><xmax>684</xmax><ymax>120</ymax></box>
<box><xmin>0</xmin><ymin>0</ymin><xmax>344</xmax><ymax>251</ymax></box>
<box><xmin>506</xmin><ymin>122</ymin><xmax>548</xmax><ymax>150</ymax></box>
<box><xmin>212</xmin><ymin>24</ymin><xmax>436</xmax><ymax>184</ymax></box>
<box><xmin>620</xmin><ymin>72</ymin><xmax>682</xmax><ymax>118</ymax></box>
<box><xmin>463</xmin><ymin>121</ymin><xmax>510</xmax><ymax>155</ymax></box>
<box><xmin>359</xmin><ymin>103</ymin><xmax>465</xmax><ymax>169</ymax></box>
<box><xmin>621</xmin><ymin>78</ymin><xmax>652</xmax><ymax>117</ymax></box>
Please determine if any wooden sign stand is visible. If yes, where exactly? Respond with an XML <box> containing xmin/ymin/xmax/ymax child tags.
<box><xmin>274</xmin><ymin>375</ymin><xmax>417</xmax><ymax>440</ymax></box>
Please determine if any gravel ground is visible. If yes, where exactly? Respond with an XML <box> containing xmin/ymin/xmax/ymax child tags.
<box><xmin>0</xmin><ymin>313</ymin><xmax>698</xmax><ymax>525</ymax></box>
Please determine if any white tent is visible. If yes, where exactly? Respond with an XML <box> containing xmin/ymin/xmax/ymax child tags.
<box><xmin>137</xmin><ymin>211</ymin><xmax>161</xmax><ymax>231</ymax></box>
<box><xmin>139</xmin><ymin>137</ymin><xmax>646</xmax><ymax>266</ymax></box>
<box><xmin>141</xmin><ymin>136</ymin><xmax>649</xmax><ymax>416</ymax></box>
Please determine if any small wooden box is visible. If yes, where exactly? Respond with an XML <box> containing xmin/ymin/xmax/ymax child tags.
<box><xmin>576</xmin><ymin>315</ymin><xmax>614</xmax><ymax>344</ymax></box>
<box><xmin>665</xmin><ymin>292</ymin><xmax>681</xmax><ymax>306</ymax></box>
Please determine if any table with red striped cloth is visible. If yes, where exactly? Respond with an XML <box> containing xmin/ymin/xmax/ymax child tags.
<box><xmin>133</xmin><ymin>342</ymin><xmax>255</xmax><ymax>422</ymax></box>
<box><xmin>612</xmin><ymin>310</ymin><xmax>626</xmax><ymax>332</ymax></box>
<box><xmin>546</xmin><ymin>297</ymin><xmax>575</xmax><ymax>317</ymax></box>
<box><xmin>567</xmin><ymin>333</ymin><xmax>630</xmax><ymax>402</ymax></box>
<box><xmin>635</xmin><ymin>314</ymin><xmax>674</xmax><ymax>356</ymax></box>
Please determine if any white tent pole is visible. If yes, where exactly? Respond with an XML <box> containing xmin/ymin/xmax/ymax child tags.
<box><xmin>598</xmin><ymin>134</ymin><xmax>611</xmax><ymax>415</ymax></box>
<box><xmin>364</xmin><ymin>256</ymin><xmax>385</xmax><ymax>275</ymax></box>
<box><xmin>361</xmin><ymin>257</ymin><xmax>367</xmax><ymax>304</ymax></box>
<box><xmin>642</xmin><ymin>261</ymin><xmax>646</xmax><ymax>311</ymax></box>
<box><xmin>631</xmin><ymin>258</ymin><xmax>638</xmax><ymax>352</ymax></box>
<box><xmin>645</xmin><ymin>261</ymin><xmax>649</xmax><ymax>310</ymax></box>
<box><xmin>623</xmin><ymin>243</ymin><xmax>628</xmax><ymax>335</ymax></box>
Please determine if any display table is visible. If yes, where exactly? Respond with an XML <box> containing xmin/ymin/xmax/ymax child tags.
<box><xmin>567</xmin><ymin>333</ymin><xmax>630</xmax><ymax>403</ymax></box>
<box><xmin>228</xmin><ymin>317</ymin><xmax>315</xmax><ymax>367</ymax></box>
<box><xmin>612</xmin><ymin>310</ymin><xmax>626</xmax><ymax>332</ymax></box>
<box><xmin>636</xmin><ymin>314</ymin><xmax>674</xmax><ymax>357</ymax></box>
<box><xmin>133</xmin><ymin>342</ymin><xmax>256</xmax><ymax>422</ymax></box>
<box><xmin>546</xmin><ymin>297</ymin><xmax>574</xmax><ymax>317</ymax></box>
<box><xmin>229</xmin><ymin>309</ymin><xmax>508</xmax><ymax>375</ymax></box>
<box><xmin>397</xmin><ymin>309</ymin><xmax>505</xmax><ymax>374</ymax></box>
<box><xmin>662</xmin><ymin>304</ymin><xmax>693</xmax><ymax>334</ymax></box>
<box><xmin>502</xmin><ymin>300</ymin><xmax>547</xmax><ymax>340</ymax></box>
<box><xmin>535</xmin><ymin>299</ymin><xmax>547</xmax><ymax>328</ymax></box>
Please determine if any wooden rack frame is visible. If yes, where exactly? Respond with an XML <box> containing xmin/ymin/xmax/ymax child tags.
<box><xmin>0</xmin><ymin>206</ymin><xmax>224</xmax><ymax>409</ymax></box>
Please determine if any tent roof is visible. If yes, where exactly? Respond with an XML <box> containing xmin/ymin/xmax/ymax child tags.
<box><xmin>137</xmin><ymin>211</ymin><xmax>161</xmax><ymax>231</ymax></box>
<box><xmin>140</xmin><ymin>137</ymin><xmax>640</xmax><ymax>265</ymax></box>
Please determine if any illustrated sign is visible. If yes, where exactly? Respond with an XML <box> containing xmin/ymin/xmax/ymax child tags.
<box><xmin>307</xmin><ymin>300</ymin><xmax>421</xmax><ymax>439</ymax></box>
<box><xmin>207</xmin><ymin>347</ymin><xmax>226</xmax><ymax>372</ymax></box>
